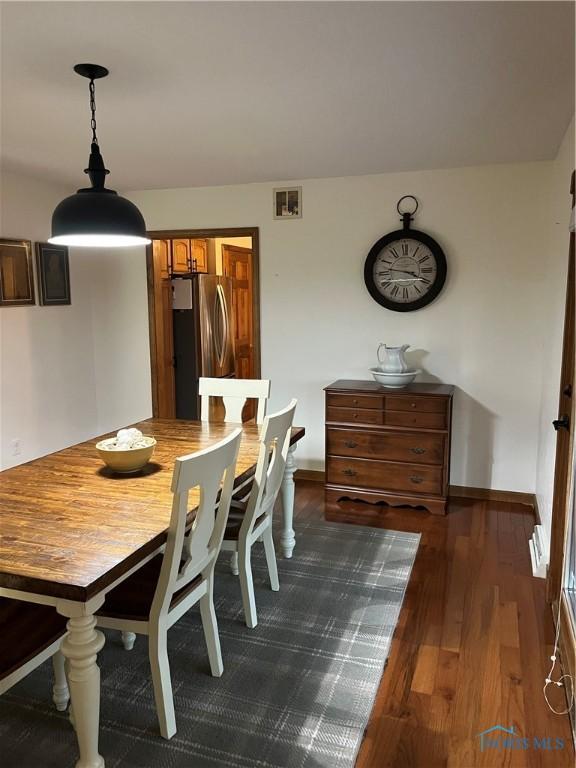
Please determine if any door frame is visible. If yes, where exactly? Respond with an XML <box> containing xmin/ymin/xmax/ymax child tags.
<box><xmin>146</xmin><ymin>227</ymin><xmax>261</xmax><ymax>418</ymax></box>
<box><xmin>547</xmin><ymin>172</ymin><xmax>575</xmax><ymax>606</ymax></box>
<box><xmin>546</xmin><ymin>171</ymin><xmax>576</xmax><ymax>728</ymax></box>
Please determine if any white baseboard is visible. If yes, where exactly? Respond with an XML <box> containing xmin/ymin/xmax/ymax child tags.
<box><xmin>529</xmin><ymin>524</ymin><xmax>549</xmax><ymax>579</ymax></box>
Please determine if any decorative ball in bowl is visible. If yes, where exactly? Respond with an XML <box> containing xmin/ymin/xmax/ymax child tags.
<box><xmin>96</xmin><ymin>429</ymin><xmax>156</xmax><ymax>473</ymax></box>
<box><xmin>369</xmin><ymin>367</ymin><xmax>419</xmax><ymax>389</ymax></box>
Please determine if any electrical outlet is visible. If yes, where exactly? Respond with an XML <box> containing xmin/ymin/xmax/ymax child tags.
<box><xmin>11</xmin><ymin>439</ymin><xmax>21</xmax><ymax>457</ymax></box>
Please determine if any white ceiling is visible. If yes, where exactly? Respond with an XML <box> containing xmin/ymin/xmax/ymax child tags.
<box><xmin>1</xmin><ymin>1</ymin><xmax>574</xmax><ymax>191</ymax></box>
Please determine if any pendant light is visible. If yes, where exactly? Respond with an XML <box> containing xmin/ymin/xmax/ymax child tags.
<box><xmin>49</xmin><ymin>64</ymin><xmax>150</xmax><ymax>248</ymax></box>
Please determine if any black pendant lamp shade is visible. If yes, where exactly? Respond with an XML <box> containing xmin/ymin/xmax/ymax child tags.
<box><xmin>49</xmin><ymin>64</ymin><xmax>150</xmax><ymax>248</ymax></box>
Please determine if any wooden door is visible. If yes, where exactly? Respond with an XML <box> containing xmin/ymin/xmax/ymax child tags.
<box><xmin>223</xmin><ymin>244</ymin><xmax>255</xmax><ymax>420</ymax></box>
<box><xmin>153</xmin><ymin>239</ymin><xmax>171</xmax><ymax>280</ymax></box>
<box><xmin>222</xmin><ymin>245</ymin><xmax>254</xmax><ymax>380</ymax></box>
<box><xmin>149</xmin><ymin>241</ymin><xmax>176</xmax><ymax>418</ymax></box>
<box><xmin>172</xmin><ymin>239</ymin><xmax>191</xmax><ymax>273</ymax></box>
<box><xmin>547</xmin><ymin>171</ymin><xmax>575</xmax><ymax>606</ymax></box>
<box><xmin>546</xmin><ymin>171</ymin><xmax>576</xmax><ymax>734</ymax></box>
<box><xmin>192</xmin><ymin>239</ymin><xmax>208</xmax><ymax>272</ymax></box>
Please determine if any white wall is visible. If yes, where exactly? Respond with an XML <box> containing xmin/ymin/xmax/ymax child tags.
<box><xmin>0</xmin><ymin>170</ymin><xmax>97</xmax><ymax>469</ymax></box>
<box><xmin>535</xmin><ymin>118</ymin><xmax>575</xmax><ymax>539</ymax></box>
<box><xmin>129</xmin><ymin>160</ymin><xmax>556</xmax><ymax>491</ymax></box>
<box><xmin>87</xmin><ymin>245</ymin><xmax>151</xmax><ymax>437</ymax></box>
<box><xmin>0</xmin><ymin>169</ymin><xmax>151</xmax><ymax>469</ymax></box>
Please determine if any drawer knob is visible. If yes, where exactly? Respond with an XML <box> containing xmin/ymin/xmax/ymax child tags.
<box><xmin>343</xmin><ymin>468</ymin><xmax>357</xmax><ymax>477</ymax></box>
<box><xmin>409</xmin><ymin>475</ymin><xmax>424</xmax><ymax>484</ymax></box>
<box><xmin>410</xmin><ymin>403</ymin><xmax>416</xmax><ymax>408</ymax></box>
<box><xmin>344</xmin><ymin>440</ymin><xmax>358</xmax><ymax>448</ymax></box>
<box><xmin>353</xmin><ymin>413</ymin><xmax>358</xmax><ymax>419</ymax></box>
<box><xmin>353</xmin><ymin>399</ymin><xmax>359</xmax><ymax>405</ymax></box>
<box><xmin>410</xmin><ymin>447</ymin><xmax>426</xmax><ymax>455</ymax></box>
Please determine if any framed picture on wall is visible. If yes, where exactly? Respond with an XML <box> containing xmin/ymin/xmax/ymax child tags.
<box><xmin>35</xmin><ymin>242</ymin><xmax>71</xmax><ymax>305</ymax></box>
<box><xmin>273</xmin><ymin>186</ymin><xmax>302</xmax><ymax>219</ymax></box>
<box><xmin>0</xmin><ymin>238</ymin><xmax>35</xmax><ymax>306</ymax></box>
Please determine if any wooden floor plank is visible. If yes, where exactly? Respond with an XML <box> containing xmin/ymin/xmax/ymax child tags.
<box><xmin>411</xmin><ymin>643</ymin><xmax>441</xmax><ymax>695</ymax></box>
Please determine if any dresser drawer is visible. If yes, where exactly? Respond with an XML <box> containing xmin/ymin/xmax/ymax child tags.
<box><xmin>326</xmin><ymin>407</ymin><xmax>384</xmax><ymax>426</ymax></box>
<box><xmin>385</xmin><ymin>411</ymin><xmax>447</xmax><ymax>430</ymax></box>
<box><xmin>326</xmin><ymin>428</ymin><xmax>444</xmax><ymax>465</ymax></box>
<box><xmin>326</xmin><ymin>456</ymin><xmax>443</xmax><ymax>495</ymax></box>
<box><xmin>326</xmin><ymin>393</ymin><xmax>384</xmax><ymax>410</ymax></box>
<box><xmin>387</xmin><ymin>395</ymin><xmax>447</xmax><ymax>413</ymax></box>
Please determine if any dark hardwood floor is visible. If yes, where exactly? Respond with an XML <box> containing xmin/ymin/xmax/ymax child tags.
<box><xmin>293</xmin><ymin>480</ymin><xmax>575</xmax><ymax>768</ymax></box>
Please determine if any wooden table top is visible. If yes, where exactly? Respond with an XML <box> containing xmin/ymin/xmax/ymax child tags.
<box><xmin>0</xmin><ymin>419</ymin><xmax>305</xmax><ymax>603</ymax></box>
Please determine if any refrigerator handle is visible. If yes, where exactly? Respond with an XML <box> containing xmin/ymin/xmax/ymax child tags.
<box><xmin>213</xmin><ymin>287</ymin><xmax>222</xmax><ymax>367</ymax></box>
<box><xmin>215</xmin><ymin>284</ymin><xmax>227</xmax><ymax>369</ymax></box>
<box><xmin>220</xmin><ymin>284</ymin><xmax>231</xmax><ymax>365</ymax></box>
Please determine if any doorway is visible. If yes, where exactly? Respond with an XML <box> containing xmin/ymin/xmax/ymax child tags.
<box><xmin>146</xmin><ymin>227</ymin><xmax>261</xmax><ymax>420</ymax></box>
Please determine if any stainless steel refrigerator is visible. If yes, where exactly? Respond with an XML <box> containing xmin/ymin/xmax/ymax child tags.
<box><xmin>172</xmin><ymin>274</ymin><xmax>235</xmax><ymax>419</ymax></box>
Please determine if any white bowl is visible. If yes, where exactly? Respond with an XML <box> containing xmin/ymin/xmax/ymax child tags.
<box><xmin>96</xmin><ymin>436</ymin><xmax>157</xmax><ymax>473</ymax></box>
<box><xmin>369</xmin><ymin>368</ymin><xmax>419</xmax><ymax>388</ymax></box>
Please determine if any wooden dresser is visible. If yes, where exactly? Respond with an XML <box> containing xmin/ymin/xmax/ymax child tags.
<box><xmin>325</xmin><ymin>379</ymin><xmax>454</xmax><ymax>518</ymax></box>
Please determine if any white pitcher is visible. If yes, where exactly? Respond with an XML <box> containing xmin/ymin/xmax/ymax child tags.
<box><xmin>377</xmin><ymin>344</ymin><xmax>410</xmax><ymax>373</ymax></box>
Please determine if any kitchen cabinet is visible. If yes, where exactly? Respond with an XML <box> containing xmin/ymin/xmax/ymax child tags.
<box><xmin>192</xmin><ymin>239</ymin><xmax>208</xmax><ymax>273</ymax></box>
<box><xmin>152</xmin><ymin>239</ymin><xmax>171</xmax><ymax>280</ymax></box>
<box><xmin>172</xmin><ymin>239</ymin><xmax>191</xmax><ymax>274</ymax></box>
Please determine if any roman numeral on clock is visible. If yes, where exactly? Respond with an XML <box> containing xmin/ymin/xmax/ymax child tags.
<box><xmin>401</xmin><ymin>242</ymin><xmax>409</xmax><ymax>256</ymax></box>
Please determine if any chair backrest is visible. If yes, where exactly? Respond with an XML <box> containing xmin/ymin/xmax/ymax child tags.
<box><xmin>150</xmin><ymin>427</ymin><xmax>242</xmax><ymax>620</ymax></box>
<box><xmin>240</xmin><ymin>399</ymin><xmax>297</xmax><ymax>535</ymax></box>
<box><xmin>199</xmin><ymin>377</ymin><xmax>271</xmax><ymax>425</ymax></box>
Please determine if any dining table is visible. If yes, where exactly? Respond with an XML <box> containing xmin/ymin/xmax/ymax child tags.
<box><xmin>0</xmin><ymin>417</ymin><xmax>305</xmax><ymax>768</ymax></box>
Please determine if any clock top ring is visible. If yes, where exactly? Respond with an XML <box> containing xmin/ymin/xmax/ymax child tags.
<box><xmin>364</xmin><ymin>196</ymin><xmax>447</xmax><ymax>313</ymax></box>
<box><xmin>396</xmin><ymin>195</ymin><xmax>419</xmax><ymax>217</ymax></box>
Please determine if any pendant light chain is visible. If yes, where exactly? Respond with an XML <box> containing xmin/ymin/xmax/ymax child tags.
<box><xmin>49</xmin><ymin>62</ymin><xmax>150</xmax><ymax>247</ymax></box>
<box><xmin>89</xmin><ymin>78</ymin><xmax>98</xmax><ymax>145</ymax></box>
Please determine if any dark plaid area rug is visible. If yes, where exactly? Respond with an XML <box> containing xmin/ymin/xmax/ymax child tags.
<box><xmin>0</xmin><ymin>520</ymin><xmax>419</xmax><ymax>768</ymax></box>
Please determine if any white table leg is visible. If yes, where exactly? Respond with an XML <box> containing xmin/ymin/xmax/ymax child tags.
<box><xmin>59</xmin><ymin>610</ymin><xmax>106</xmax><ymax>768</ymax></box>
<box><xmin>280</xmin><ymin>445</ymin><xmax>297</xmax><ymax>558</ymax></box>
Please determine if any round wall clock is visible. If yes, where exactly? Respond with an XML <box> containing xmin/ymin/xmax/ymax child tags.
<box><xmin>364</xmin><ymin>196</ymin><xmax>447</xmax><ymax>312</ymax></box>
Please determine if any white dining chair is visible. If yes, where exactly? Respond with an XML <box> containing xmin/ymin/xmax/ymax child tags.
<box><xmin>200</xmin><ymin>377</ymin><xmax>271</xmax><ymax>577</ymax></box>
<box><xmin>0</xmin><ymin>598</ymin><xmax>69</xmax><ymax>711</ymax></box>
<box><xmin>199</xmin><ymin>377</ymin><xmax>271</xmax><ymax>424</ymax></box>
<box><xmin>221</xmin><ymin>399</ymin><xmax>297</xmax><ymax>628</ymax></box>
<box><xmin>96</xmin><ymin>427</ymin><xmax>242</xmax><ymax>740</ymax></box>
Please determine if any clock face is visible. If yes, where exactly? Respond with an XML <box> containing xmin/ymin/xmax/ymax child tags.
<box><xmin>374</xmin><ymin>238</ymin><xmax>437</xmax><ymax>304</ymax></box>
<box><xmin>364</xmin><ymin>228</ymin><xmax>447</xmax><ymax>312</ymax></box>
